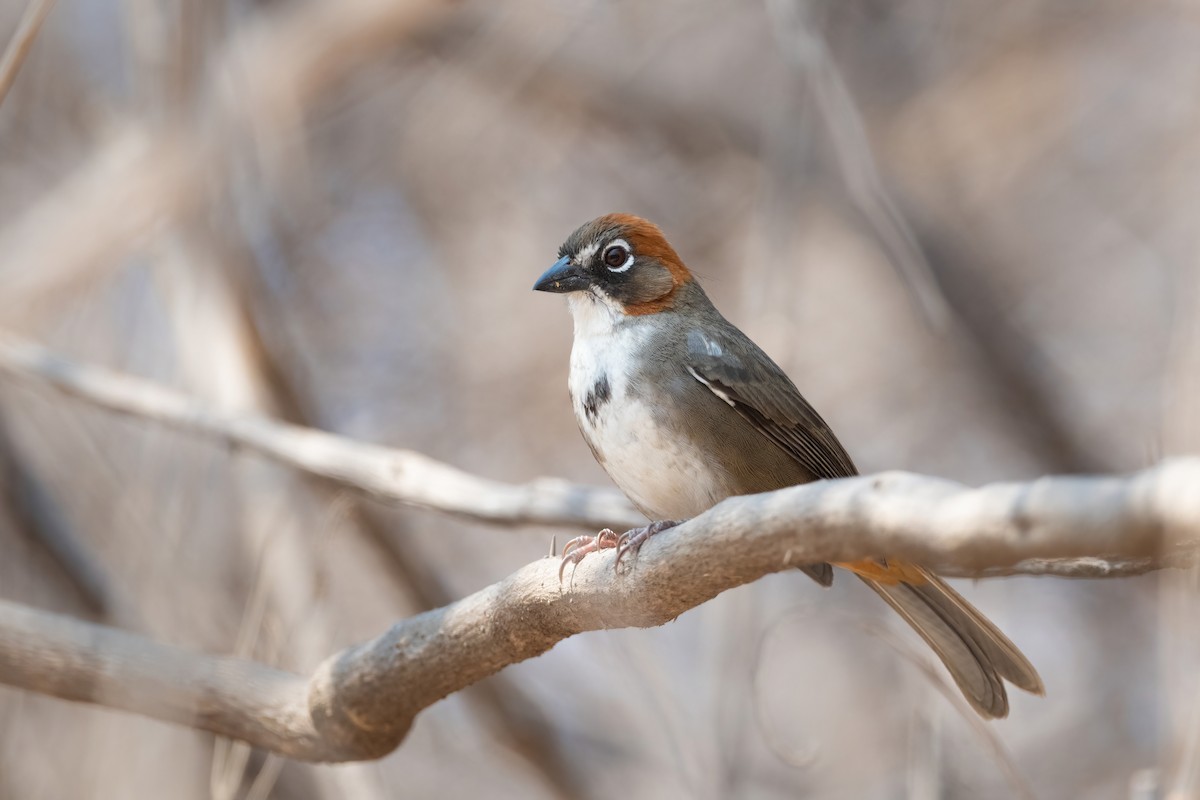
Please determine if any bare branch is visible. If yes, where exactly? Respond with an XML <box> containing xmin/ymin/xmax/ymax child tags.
<box><xmin>0</xmin><ymin>0</ymin><xmax>454</xmax><ymax>318</ymax></box>
<box><xmin>0</xmin><ymin>411</ymin><xmax>117</xmax><ymax>617</ymax></box>
<box><xmin>0</xmin><ymin>460</ymin><xmax>1196</xmax><ymax>761</ymax></box>
<box><xmin>0</xmin><ymin>598</ymin><xmax>324</xmax><ymax>758</ymax></box>
<box><xmin>938</xmin><ymin>553</ymin><xmax>1198</xmax><ymax>579</ymax></box>
<box><xmin>0</xmin><ymin>331</ymin><xmax>640</xmax><ymax>530</ymax></box>
<box><xmin>765</xmin><ymin>0</ymin><xmax>952</xmax><ymax>331</ymax></box>
<box><xmin>227</xmin><ymin>237</ymin><xmax>587</xmax><ymax>798</ymax></box>
<box><xmin>912</xmin><ymin>223</ymin><xmax>1114</xmax><ymax>474</ymax></box>
<box><xmin>0</xmin><ymin>0</ymin><xmax>57</xmax><ymax>106</ymax></box>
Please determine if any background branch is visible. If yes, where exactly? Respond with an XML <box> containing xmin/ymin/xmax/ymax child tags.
<box><xmin>0</xmin><ymin>0</ymin><xmax>56</xmax><ymax>106</ymax></box>
<box><xmin>0</xmin><ymin>409</ymin><xmax>117</xmax><ymax>617</ymax></box>
<box><xmin>0</xmin><ymin>0</ymin><xmax>453</xmax><ymax>321</ymax></box>
<box><xmin>2</xmin><ymin>330</ymin><xmax>1190</xmax><ymax>580</ymax></box>
<box><xmin>1</xmin><ymin>460</ymin><xmax>1195</xmax><ymax>762</ymax></box>
<box><xmin>0</xmin><ymin>331</ymin><xmax>640</xmax><ymax>530</ymax></box>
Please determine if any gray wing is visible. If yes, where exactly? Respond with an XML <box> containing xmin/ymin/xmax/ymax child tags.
<box><xmin>685</xmin><ymin>327</ymin><xmax>856</xmax><ymax>588</ymax></box>
<box><xmin>685</xmin><ymin>329</ymin><xmax>858</xmax><ymax>481</ymax></box>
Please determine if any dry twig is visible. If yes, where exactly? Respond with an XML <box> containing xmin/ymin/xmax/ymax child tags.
<box><xmin>0</xmin><ymin>331</ymin><xmax>641</xmax><ymax>530</ymax></box>
<box><xmin>0</xmin><ymin>0</ymin><xmax>454</xmax><ymax>318</ymax></box>
<box><xmin>0</xmin><ymin>0</ymin><xmax>57</xmax><ymax>106</ymax></box>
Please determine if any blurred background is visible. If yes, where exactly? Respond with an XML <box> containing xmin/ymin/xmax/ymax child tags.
<box><xmin>0</xmin><ymin>0</ymin><xmax>1198</xmax><ymax>797</ymax></box>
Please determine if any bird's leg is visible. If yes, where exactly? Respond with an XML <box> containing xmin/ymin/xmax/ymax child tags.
<box><xmin>614</xmin><ymin>519</ymin><xmax>683</xmax><ymax>572</ymax></box>
<box><xmin>558</xmin><ymin>528</ymin><xmax>621</xmax><ymax>582</ymax></box>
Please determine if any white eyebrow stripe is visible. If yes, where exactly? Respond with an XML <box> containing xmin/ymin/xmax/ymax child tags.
<box><xmin>687</xmin><ymin>366</ymin><xmax>736</xmax><ymax>407</ymax></box>
<box><xmin>575</xmin><ymin>241</ymin><xmax>599</xmax><ymax>264</ymax></box>
<box><xmin>605</xmin><ymin>238</ymin><xmax>634</xmax><ymax>273</ymax></box>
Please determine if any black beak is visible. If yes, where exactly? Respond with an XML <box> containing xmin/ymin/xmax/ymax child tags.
<box><xmin>533</xmin><ymin>256</ymin><xmax>588</xmax><ymax>294</ymax></box>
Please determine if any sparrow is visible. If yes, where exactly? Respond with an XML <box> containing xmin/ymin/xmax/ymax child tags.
<box><xmin>533</xmin><ymin>213</ymin><xmax>1044</xmax><ymax>719</ymax></box>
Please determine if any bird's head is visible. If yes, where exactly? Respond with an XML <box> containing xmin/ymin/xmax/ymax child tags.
<box><xmin>533</xmin><ymin>214</ymin><xmax>693</xmax><ymax>316</ymax></box>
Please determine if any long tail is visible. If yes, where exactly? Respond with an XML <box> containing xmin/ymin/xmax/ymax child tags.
<box><xmin>839</xmin><ymin>560</ymin><xmax>1044</xmax><ymax>718</ymax></box>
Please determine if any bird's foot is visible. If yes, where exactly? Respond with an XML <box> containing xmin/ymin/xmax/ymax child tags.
<box><xmin>558</xmin><ymin>529</ymin><xmax>621</xmax><ymax>582</ymax></box>
<box><xmin>614</xmin><ymin>519</ymin><xmax>683</xmax><ymax>572</ymax></box>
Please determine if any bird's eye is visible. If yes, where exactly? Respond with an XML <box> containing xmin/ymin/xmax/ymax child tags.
<box><xmin>602</xmin><ymin>242</ymin><xmax>633</xmax><ymax>272</ymax></box>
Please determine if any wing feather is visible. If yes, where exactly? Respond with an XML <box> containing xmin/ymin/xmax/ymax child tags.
<box><xmin>686</xmin><ymin>329</ymin><xmax>857</xmax><ymax>480</ymax></box>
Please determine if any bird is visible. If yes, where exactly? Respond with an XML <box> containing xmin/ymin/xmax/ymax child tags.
<box><xmin>532</xmin><ymin>212</ymin><xmax>1044</xmax><ymax>719</ymax></box>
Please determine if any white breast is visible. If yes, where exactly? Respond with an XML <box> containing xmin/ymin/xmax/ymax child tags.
<box><xmin>566</xmin><ymin>293</ymin><xmax>724</xmax><ymax>520</ymax></box>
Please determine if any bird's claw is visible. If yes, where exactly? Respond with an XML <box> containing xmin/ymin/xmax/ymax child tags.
<box><xmin>558</xmin><ymin>520</ymin><xmax>685</xmax><ymax>583</ymax></box>
<box><xmin>558</xmin><ymin>529</ymin><xmax>620</xmax><ymax>583</ymax></box>
<box><xmin>614</xmin><ymin>519</ymin><xmax>683</xmax><ymax>573</ymax></box>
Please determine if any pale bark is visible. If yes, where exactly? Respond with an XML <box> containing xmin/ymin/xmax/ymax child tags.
<box><xmin>0</xmin><ymin>331</ymin><xmax>641</xmax><ymax>530</ymax></box>
<box><xmin>0</xmin><ymin>460</ymin><xmax>1195</xmax><ymax>762</ymax></box>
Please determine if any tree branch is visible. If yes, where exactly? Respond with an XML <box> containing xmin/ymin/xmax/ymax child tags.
<box><xmin>0</xmin><ymin>330</ymin><xmax>1194</xmax><ymax>579</ymax></box>
<box><xmin>0</xmin><ymin>331</ymin><xmax>641</xmax><ymax>530</ymax></box>
<box><xmin>0</xmin><ymin>0</ymin><xmax>455</xmax><ymax>320</ymax></box>
<box><xmin>0</xmin><ymin>598</ymin><xmax>322</xmax><ymax>757</ymax></box>
<box><xmin>0</xmin><ymin>0</ymin><xmax>57</xmax><ymax>107</ymax></box>
<box><xmin>0</xmin><ymin>460</ymin><xmax>1196</xmax><ymax>761</ymax></box>
<box><xmin>0</xmin><ymin>410</ymin><xmax>117</xmax><ymax>617</ymax></box>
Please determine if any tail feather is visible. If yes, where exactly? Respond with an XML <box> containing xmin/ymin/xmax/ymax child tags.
<box><xmin>800</xmin><ymin>562</ymin><xmax>834</xmax><ymax>587</ymax></box>
<box><xmin>906</xmin><ymin>569</ymin><xmax>1044</xmax><ymax>695</ymax></box>
<box><xmin>848</xmin><ymin>562</ymin><xmax>1043</xmax><ymax>719</ymax></box>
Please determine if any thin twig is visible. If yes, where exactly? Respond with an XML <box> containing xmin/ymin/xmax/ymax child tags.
<box><xmin>0</xmin><ymin>331</ymin><xmax>641</xmax><ymax>530</ymax></box>
<box><xmin>913</xmin><ymin>224</ymin><xmax>1112</xmax><ymax>473</ymax></box>
<box><xmin>0</xmin><ymin>407</ymin><xmax>116</xmax><ymax>617</ymax></box>
<box><xmin>764</xmin><ymin>0</ymin><xmax>952</xmax><ymax>330</ymax></box>
<box><xmin>936</xmin><ymin>552</ymin><xmax>1198</xmax><ymax>579</ymax></box>
<box><xmin>227</xmin><ymin>232</ymin><xmax>587</xmax><ymax>799</ymax></box>
<box><xmin>0</xmin><ymin>0</ymin><xmax>57</xmax><ymax>107</ymax></box>
<box><xmin>0</xmin><ymin>0</ymin><xmax>454</xmax><ymax>319</ymax></box>
<box><xmin>2</xmin><ymin>330</ymin><xmax>1196</xmax><ymax>587</ymax></box>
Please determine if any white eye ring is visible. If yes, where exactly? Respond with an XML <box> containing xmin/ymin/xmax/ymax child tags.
<box><xmin>603</xmin><ymin>239</ymin><xmax>634</xmax><ymax>273</ymax></box>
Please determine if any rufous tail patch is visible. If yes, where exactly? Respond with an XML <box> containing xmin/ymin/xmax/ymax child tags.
<box><xmin>836</xmin><ymin>560</ymin><xmax>929</xmax><ymax>585</ymax></box>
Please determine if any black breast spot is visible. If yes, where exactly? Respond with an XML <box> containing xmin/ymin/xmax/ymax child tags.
<box><xmin>582</xmin><ymin>374</ymin><xmax>612</xmax><ymax>425</ymax></box>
